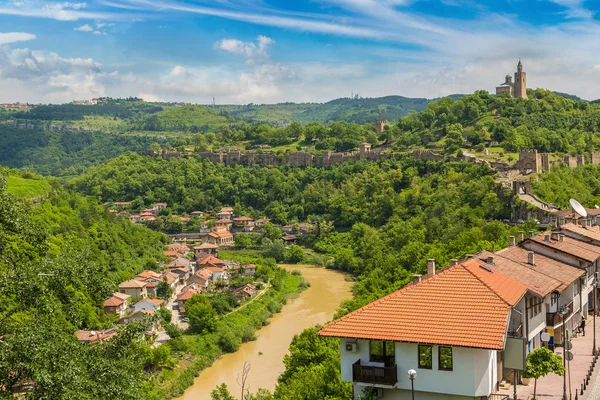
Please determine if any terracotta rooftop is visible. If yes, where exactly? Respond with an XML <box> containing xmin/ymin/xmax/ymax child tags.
<box><xmin>135</xmin><ymin>270</ymin><xmax>162</xmax><ymax>280</ymax></box>
<box><xmin>104</xmin><ymin>296</ymin><xmax>124</xmax><ymax>307</ymax></box>
<box><xmin>559</xmin><ymin>223</ymin><xmax>600</xmax><ymax>243</ymax></box>
<box><xmin>233</xmin><ymin>216</ymin><xmax>253</xmax><ymax>221</ymax></box>
<box><xmin>472</xmin><ymin>250</ymin><xmax>561</xmax><ymax>297</ymax></box>
<box><xmin>198</xmin><ymin>255</ymin><xmax>225</xmax><ymax>265</ymax></box>
<box><xmin>527</xmin><ymin>233</ymin><xmax>600</xmax><ymax>263</ymax></box>
<box><xmin>497</xmin><ymin>246</ymin><xmax>585</xmax><ymax>292</ymax></box>
<box><xmin>462</xmin><ymin>262</ymin><xmax>534</xmax><ymax>305</ymax></box>
<box><xmin>75</xmin><ymin>329</ymin><xmax>117</xmax><ymax>343</ymax></box>
<box><xmin>119</xmin><ymin>279</ymin><xmax>147</xmax><ymax>289</ymax></box>
<box><xmin>163</xmin><ymin>250</ymin><xmax>181</xmax><ymax>258</ymax></box>
<box><xmin>112</xmin><ymin>292</ymin><xmax>131</xmax><ymax>301</ymax></box>
<box><xmin>193</xmin><ymin>242</ymin><xmax>219</xmax><ymax>250</ymax></box>
<box><xmin>319</xmin><ymin>260</ymin><xmax>517</xmax><ymax>350</ymax></box>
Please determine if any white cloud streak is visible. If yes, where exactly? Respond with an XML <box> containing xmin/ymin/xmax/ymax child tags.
<box><xmin>0</xmin><ymin>32</ymin><xmax>36</xmax><ymax>45</ymax></box>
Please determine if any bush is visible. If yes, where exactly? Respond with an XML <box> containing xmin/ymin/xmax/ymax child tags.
<box><xmin>218</xmin><ymin>329</ymin><xmax>242</xmax><ymax>353</ymax></box>
<box><xmin>165</xmin><ymin>323</ymin><xmax>182</xmax><ymax>339</ymax></box>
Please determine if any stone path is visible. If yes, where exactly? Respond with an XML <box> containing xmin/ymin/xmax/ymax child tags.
<box><xmin>497</xmin><ymin>316</ymin><xmax>600</xmax><ymax>400</ymax></box>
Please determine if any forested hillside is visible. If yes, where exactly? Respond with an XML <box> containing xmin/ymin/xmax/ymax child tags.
<box><xmin>0</xmin><ymin>169</ymin><xmax>169</xmax><ymax>398</ymax></box>
<box><xmin>395</xmin><ymin>89</ymin><xmax>600</xmax><ymax>154</ymax></box>
<box><xmin>532</xmin><ymin>163</ymin><xmax>600</xmax><ymax>208</ymax></box>
<box><xmin>0</xmin><ymin>127</ymin><xmax>162</xmax><ymax>176</ymax></box>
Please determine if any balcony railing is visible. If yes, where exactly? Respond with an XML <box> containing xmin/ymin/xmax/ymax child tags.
<box><xmin>352</xmin><ymin>360</ymin><xmax>398</xmax><ymax>387</ymax></box>
<box><xmin>546</xmin><ymin>302</ymin><xmax>573</xmax><ymax>327</ymax></box>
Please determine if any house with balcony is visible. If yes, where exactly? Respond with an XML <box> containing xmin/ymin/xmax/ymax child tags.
<box><xmin>521</xmin><ymin>232</ymin><xmax>597</xmax><ymax>321</ymax></box>
<box><xmin>319</xmin><ymin>259</ymin><xmax>536</xmax><ymax>400</ymax></box>
<box><xmin>497</xmin><ymin>245</ymin><xmax>586</xmax><ymax>348</ymax></box>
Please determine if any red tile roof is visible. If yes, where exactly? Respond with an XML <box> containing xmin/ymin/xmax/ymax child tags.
<box><xmin>528</xmin><ymin>233</ymin><xmax>600</xmax><ymax>262</ymax></box>
<box><xmin>472</xmin><ymin>250</ymin><xmax>561</xmax><ymax>297</ymax></box>
<box><xmin>104</xmin><ymin>296</ymin><xmax>124</xmax><ymax>307</ymax></box>
<box><xmin>559</xmin><ymin>223</ymin><xmax>600</xmax><ymax>243</ymax></box>
<box><xmin>319</xmin><ymin>260</ymin><xmax>517</xmax><ymax>350</ymax></box>
<box><xmin>497</xmin><ymin>246</ymin><xmax>585</xmax><ymax>292</ymax></box>
<box><xmin>198</xmin><ymin>255</ymin><xmax>225</xmax><ymax>265</ymax></box>
<box><xmin>119</xmin><ymin>279</ymin><xmax>147</xmax><ymax>289</ymax></box>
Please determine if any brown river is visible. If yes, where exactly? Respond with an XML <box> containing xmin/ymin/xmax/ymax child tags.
<box><xmin>178</xmin><ymin>264</ymin><xmax>352</xmax><ymax>400</ymax></box>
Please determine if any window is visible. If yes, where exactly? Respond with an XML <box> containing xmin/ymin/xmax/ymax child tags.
<box><xmin>369</xmin><ymin>341</ymin><xmax>395</xmax><ymax>363</ymax></box>
<box><xmin>439</xmin><ymin>346</ymin><xmax>453</xmax><ymax>371</ymax></box>
<box><xmin>418</xmin><ymin>345</ymin><xmax>432</xmax><ymax>369</ymax></box>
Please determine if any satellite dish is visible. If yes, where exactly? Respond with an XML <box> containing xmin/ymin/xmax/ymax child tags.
<box><xmin>569</xmin><ymin>198</ymin><xmax>588</xmax><ymax>218</ymax></box>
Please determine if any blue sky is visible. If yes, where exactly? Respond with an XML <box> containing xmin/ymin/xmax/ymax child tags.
<box><xmin>1</xmin><ymin>0</ymin><xmax>599</xmax><ymax>103</ymax></box>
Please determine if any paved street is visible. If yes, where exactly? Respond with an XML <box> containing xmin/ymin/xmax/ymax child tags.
<box><xmin>498</xmin><ymin>316</ymin><xmax>600</xmax><ymax>400</ymax></box>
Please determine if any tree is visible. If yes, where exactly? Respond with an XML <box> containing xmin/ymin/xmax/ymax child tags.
<box><xmin>521</xmin><ymin>347</ymin><xmax>565</xmax><ymax>399</ymax></box>
<box><xmin>185</xmin><ymin>294</ymin><xmax>217</xmax><ymax>333</ymax></box>
<box><xmin>211</xmin><ymin>383</ymin><xmax>236</xmax><ymax>400</ymax></box>
<box><xmin>157</xmin><ymin>277</ymin><xmax>174</xmax><ymax>299</ymax></box>
<box><xmin>235</xmin><ymin>232</ymin><xmax>254</xmax><ymax>249</ymax></box>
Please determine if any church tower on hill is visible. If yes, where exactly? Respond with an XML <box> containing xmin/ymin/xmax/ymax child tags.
<box><xmin>496</xmin><ymin>60</ymin><xmax>527</xmax><ymax>99</ymax></box>
<box><xmin>513</xmin><ymin>60</ymin><xmax>527</xmax><ymax>99</ymax></box>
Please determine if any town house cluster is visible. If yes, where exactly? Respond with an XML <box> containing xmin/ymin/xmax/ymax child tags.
<box><xmin>320</xmin><ymin>218</ymin><xmax>600</xmax><ymax>400</ymax></box>
<box><xmin>76</xmin><ymin>240</ymin><xmax>257</xmax><ymax>343</ymax></box>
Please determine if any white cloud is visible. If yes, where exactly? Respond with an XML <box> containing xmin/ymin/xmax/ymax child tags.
<box><xmin>0</xmin><ymin>1</ymin><xmax>119</xmax><ymax>21</ymax></box>
<box><xmin>74</xmin><ymin>24</ymin><xmax>93</xmax><ymax>32</ymax></box>
<box><xmin>215</xmin><ymin>35</ymin><xmax>274</xmax><ymax>62</ymax></box>
<box><xmin>0</xmin><ymin>32</ymin><xmax>36</xmax><ymax>45</ymax></box>
<box><xmin>0</xmin><ymin>45</ymin><xmax>116</xmax><ymax>103</ymax></box>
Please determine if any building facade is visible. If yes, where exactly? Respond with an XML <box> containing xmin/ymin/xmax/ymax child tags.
<box><xmin>496</xmin><ymin>60</ymin><xmax>527</xmax><ymax>99</ymax></box>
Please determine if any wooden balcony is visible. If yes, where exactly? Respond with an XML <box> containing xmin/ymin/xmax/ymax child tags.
<box><xmin>546</xmin><ymin>302</ymin><xmax>573</xmax><ymax>327</ymax></box>
<box><xmin>352</xmin><ymin>360</ymin><xmax>398</xmax><ymax>387</ymax></box>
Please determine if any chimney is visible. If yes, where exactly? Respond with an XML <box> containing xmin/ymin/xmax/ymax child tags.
<box><xmin>582</xmin><ymin>219</ymin><xmax>588</xmax><ymax>228</ymax></box>
<box><xmin>509</xmin><ymin>236</ymin><xmax>516</xmax><ymax>247</ymax></box>
<box><xmin>552</xmin><ymin>218</ymin><xmax>558</xmax><ymax>228</ymax></box>
<box><xmin>487</xmin><ymin>256</ymin><xmax>495</xmax><ymax>266</ymax></box>
<box><xmin>529</xmin><ymin>231</ymin><xmax>534</xmax><ymax>238</ymax></box>
<box><xmin>528</xmin><ymin>251</ymin><xmax>535</xmax><ymax>265</ymax></box>
<box><xmin>560</xmin><ymin>234</ymin><xmax>565</xmax><ymax>242</ymax></box>
<box><xmin>544</xmin><ymin>234</ymin><xmax>551</xmax><ymax>242</ymax></box>
<box><xmin>413</xmin><ymin>274</ymin><xmax>422</xmax><ymax>284</ymax></box>
<box><xmin>551</xmin><ymin>232</ymin><xmax>559</xmax><ymax>241</ymax></box>
<box><xmin>450</xmin><ymin>259</ymin><xmax>458</xmax><ymax>266</ymax></box>
<box><xmin>518</xmin><ymin>231</ymin><xmax>524</xmax><ymax>243</ymax></box>
<box><xmin>427</xmin><ymin>259</ymin><xmax>436</xmax><ymax>276</ymax></box>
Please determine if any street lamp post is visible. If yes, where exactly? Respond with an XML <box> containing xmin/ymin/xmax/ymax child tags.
<box><xmin>559</xmin><ymin>306</ymin><xmax>569</xmax><ymax>400</ymax></box>
<box><xmin>594</xmin><ymin>272</ymin><xmax>598</xmax><ymax>356</ymax></box>
<box><xmin>408</xmin><ymin>369</ymin><xmax>417</xmax><ymax>400</ymax></box>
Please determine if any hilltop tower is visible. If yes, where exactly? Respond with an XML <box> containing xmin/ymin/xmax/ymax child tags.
<box><xmin>513</xmin><ymin>60</ymin><xmax>527</xmax><ymax>99</ymax></box>
<box><xmin>496</xmin><ymin>60</ymin><xmax>527</xmax><ymax>99</ymax></box>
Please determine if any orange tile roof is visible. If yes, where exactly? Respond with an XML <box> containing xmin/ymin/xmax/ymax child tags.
<box><xmin>104</xmin><ymin>296</ymin><xmax>124</xmax><ymax>307</ymax></box>
<box><xmin>163</xmin><ymin>250</ymin><xmax>181</xmax><ymax>258</ymax></box>
<box><xmin>462</xmin><ymin>262</ymin><xmax>533</xmax><ymax>305</ymax></box>
<box><xmin>119</xmin><ymin>279</ymin><xmax>147</xmax><ymax>289</ymax></box>
<box><xmin>216</xmin><ymin>218</ymin><xmax>233</xmax><ymax>223</ymax></box>
<box><xmin>319</xmin><ymin>260</ymin><xmax>515</xmax><ymax>350</ymax></box>
<box><xmin>528</xmin><ymin>233</ymin><xmax>600</xmax><ymax>262</ymax></box>
<box><xmin>198</xmin><ymin>255</ymin><xmax>225</xmax><ymax>265</ymax></box>
<box><xmin>233</xmin><ymin>216</ymin><xmax>253</xmax><ymax>221</ymax></box>
<box><xmin>559</xmin><ymin>223</ymin><xmax>600</xmax><ymax>243</ymax></box>
<box><xmin>135</xmin><ymin>270</ymin><xmax>162</xmax><ymax>280</ymax></box>
<box><xmin>497</xmin><ymin>246</ymin><xmax>585</xmax><ymax>292</ymax></box>
<box><xmin>472</xmin><ymin>251</ymin><xmax>561</xmax><ymax>297</ymax></box>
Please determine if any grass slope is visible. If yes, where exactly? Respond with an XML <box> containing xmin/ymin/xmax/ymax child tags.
<box><xmin>6</xmin><ymin>174</ymin><xmax>51</xmax><ymax>199</ymax></box>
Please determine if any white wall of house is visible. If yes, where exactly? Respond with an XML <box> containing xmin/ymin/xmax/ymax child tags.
<box><xmin>340</xmin><ymin>339</ymin><xmax>497</xmax><ymax>399</ymax></box>
<box><xmin>353</xmin><ymin>386</ymin><xmax>480</xmax><ymax>400</ymax></box>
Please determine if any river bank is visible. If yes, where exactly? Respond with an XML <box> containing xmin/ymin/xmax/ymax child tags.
<box><xmin>177</xmin><ymin>264</ymin><xmax>352</xmax><ymax>399</ymax></box>
<box><xmin>144</xmin><ymin>263</ymin><xmax>307</xmax><ymax>400</ymax></box>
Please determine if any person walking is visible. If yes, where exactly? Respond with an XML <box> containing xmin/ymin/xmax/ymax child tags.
<box><xmin>580</xmin><ymin>313</ymin><xmax>586</xmax><ymax>336</ymax></box>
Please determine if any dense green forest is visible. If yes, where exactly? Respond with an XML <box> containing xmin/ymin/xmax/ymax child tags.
<box><xmin>532</xmin><ymin>163</ymin><xmax>600</xmax><ymax>208</ymax></box>
<box><xmin>0</xmin><ymin>169</ymin><xmax>168</xmax><ymax>398</ymax></box>
<box><xmin>395</xmin><ymin>89</ymin><xmax>600</xmax><ymax>154</ymax></box>
<box><xmin>0</xmin><ymin>127</ymin><xmax>164</xmax><ymax>176</ymax></box>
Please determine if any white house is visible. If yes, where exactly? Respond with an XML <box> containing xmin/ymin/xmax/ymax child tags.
<box><xmin>319</xmin><ymin>259</ymin><xmax>533</xmax><ymax>400</ymax></box>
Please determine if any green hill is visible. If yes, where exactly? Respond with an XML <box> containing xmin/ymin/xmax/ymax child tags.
<box><xmin>132</xmin><ymin>105</ymin><xmax>246</xmax><ymax>133</ymax></box>
<box><xmin>6</xmin><ymin>173</ymin><xmax>51</xmax><ymax>199</ymax></box>
<box><xmin>292</xmin><ymin>95</ymin><xmax>431</xmax><ymax>124</ymax></box>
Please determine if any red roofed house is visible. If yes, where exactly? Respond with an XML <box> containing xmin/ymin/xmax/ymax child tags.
<box><xmin>119</xmin><ymin>279</ymin><xmax>148</xmax><ymax>299</ymax></box>
<box><xmin>75</xmin><ymin>329</ymin><xmax>117</xmax><ymax>344</ymax></box>
<box><xmin>216</xmin><ymin>207</ymin><xmax>234</xmax><ymax>220</ymax></box>
<box><xmin>319</xmin><ymin>259</ymin><xmax>538</xmax><ymax>400</ymax></box>
<box><xmin>152</xmin><ymin>202</ymin><xmax>168</xmax><ymax>211</ymax></box>
<box><xmin>177</xmin><ymin>284</ymin><xmax>203</xmax><ymax>311</ymax></box>
<box><xmin>104</xmin><ymin>295</ymin><xmax>127</xmax><ymax>316</ymax></box>
<box><xmin>207</xmin><ymin>226</ymin><xmax>234</xmax><ymax>246</ymax></box>
<box><xmin>234</xmin><ymin>284</ymin><xmax>257</xmax><ymax>300</ymax></box>
<box><xmin>188</xmin><ymin>269</ymin><xmax>212</xmax><ymax>288</ymax></box>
